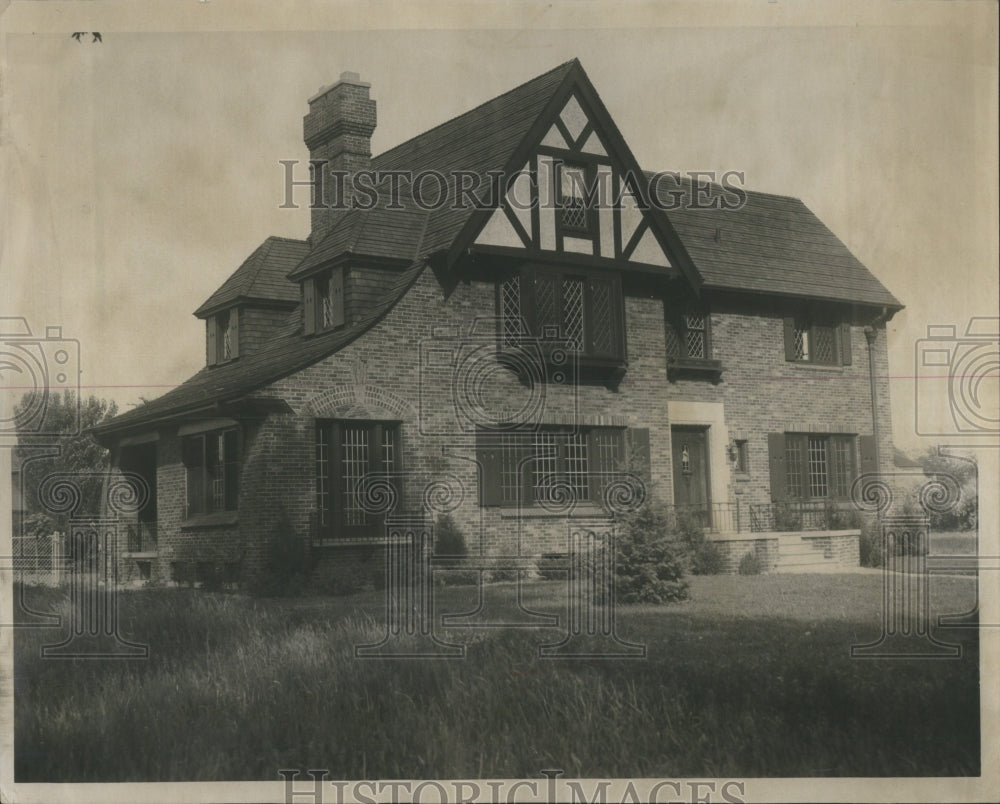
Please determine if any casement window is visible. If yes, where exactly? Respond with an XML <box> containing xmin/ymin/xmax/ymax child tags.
<box><xmin>182</xmin><ymin>429</ymin><xmax>240</xmax><ymax>516</ymax></box>
<box><xmin>206</xmin><ymin>309</ymin><xmax>239</xmax><ymax>366</ymax></box>
<box><xmin>665</xmin><ymin>310</ymin><xmax>712</xmax><ymax>361</ymax></box>
<box><xmin>557</xmin><ymin>162</ymin><xmax>595</xmax><ymax>238</ymax></box>
<box><xmin>767</xmin><ymin>432</ymin><xmax>875</xmax><ymax>501</ymax></box>
<box><xmin>498</xmin><ymin>267</ymin><xmax>625</xmax><ymax>362</ymax></box>
<box><xmin>476</xmin><ymin>426</ymin><xmax>647</xmax><ymax>507</ymax></box>
<box><xmin>302</xmin><ymin>267</ymin><xmax>345</xmax><ymax>335</ymax></box>
<box><xmin>783</xmin><ymin>316</ymin><xmax>852</xmax><ymax>366</ymax></box>
<box><xmin>734</xmin><ymin>439</ymin><xmax>749</xmax><ymax>474</ymax></box>
<box><xmin>315</xmin><ymin>420</ymin><xmax>400</xmax><ymax>540</ymax></box>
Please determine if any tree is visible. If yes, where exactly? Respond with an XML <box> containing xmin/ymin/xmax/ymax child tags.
<box><xmin>916</xmin><ymin>448</ymin><xmax>978</xmax><ymax>532</ymax></box>
<box><xmin>14</xmin><ymin>391</ymin><xmax>119</xmax><ymax>541</ymax></box>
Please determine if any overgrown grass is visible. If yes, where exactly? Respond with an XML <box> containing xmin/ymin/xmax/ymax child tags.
<box><xmin>14</xmin><ymin>574</ymin><xmax>979</xmax><ymax>781</ymax></box>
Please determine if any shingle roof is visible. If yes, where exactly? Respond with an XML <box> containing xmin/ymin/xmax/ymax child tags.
<box><xmin>649</xmin><ymin>173</ymin><xmax>902</xmax><ymax>308</ymax></box>
<box><xmin>101</xmin><ymin>59</ymin><xmax>901</xmax><ymax>436</ymax></box>
<box><xmin>95</xmin><ymin>261</ymin><xmax>428</xmax><ymax>437</ymax></box>
<box><xmin>194</xmin><ymin>236</ymin><xmax>309</xmax><ymax>317</ymax></box>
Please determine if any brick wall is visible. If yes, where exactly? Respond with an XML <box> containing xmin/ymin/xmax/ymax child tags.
<box><xmin>114</xmin><ymin>263</ymin><xmax>895</xmax><ymax>587</ymax></box>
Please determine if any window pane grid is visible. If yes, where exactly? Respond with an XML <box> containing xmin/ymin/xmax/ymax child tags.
<box><xmin>807</xmin><ymin>437</ymin><xmax>829</xmax><ymax>498</ymax></box>
<box><xmin>785</xmin><ymin>437</ymin><xmax>804</xmax><ymax>499</ymax></box>
<box><xmin>341</xmin><ymin>426</ymin><xmax>369</xmax><ymax>526</ymax></box>
<box><xmin>500</xmin><ymin>276</ymin><xmax>522</xmax><ymax>348</ymax></box>
<box><xmin>565</xmin><ymin>432</ymin><xmax>589</xmax><ymax>502</ymax></box>
<box><xmin>500</xmin><ymin>434</ymin><xmax>525</xmax><ymax>503</ymax></box>
<box><xmin>562</xmin><ymin>279</ymin><xmax>585</xmax><ymax>349</ymax></box>
<box><xmin>813</xmin><ymin>326</ymin><xmax>837</xmax><ymax>364</ymax></box>
<box><xmin>793</xmin><ymin>325</ymin><xmax>808</xmax><ymax>360</ymax></box>
<box><xmin>590</xmin><ymin>279</ymin><xmax>616</xmax><ymax>355</ymax></box>
<box><xmin>533</xmin><ymin>432</ymin><xmax>559</xmax><ymax>499</ymax></box>
<box><xmin>382</xmin><ymin>427</ymin><xmax>396</xmax><ymax>472</ymax></box>
<box><xmin>831</xmin><ymin>438</ymin><xmax>851</xmax><ymax>498</ymax></box>
<box><xmin>593</xmin><ymin>430</ymin><xmax>623</xmax><ymax>475</ymax></box>
<box><xmin>316</xmin><ymin>427</ymin><xmax>330</xmax><ymax>527</ymax></box>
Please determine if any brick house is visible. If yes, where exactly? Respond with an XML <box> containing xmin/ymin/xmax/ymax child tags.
<box><xmin>92</xmin><ymin>59</ymin><xmax>902</xmax><ymax>585</ymax></box>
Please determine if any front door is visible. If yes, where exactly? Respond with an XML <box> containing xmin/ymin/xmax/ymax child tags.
<box><xmin>671</xmin><ymin>426</ymin><xmax>711</xmax><ymax>529</ymax></box>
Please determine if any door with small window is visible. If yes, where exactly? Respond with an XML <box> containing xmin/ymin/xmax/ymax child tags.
<box><xmin>671</xmin><ymin>426</ymin><xmax>711</xmax><ymax>528</ymax></box>
<box><xmin>315</xmin><ymin>420</ymin><xmax>400</xmax><ymax>540</ymax></box>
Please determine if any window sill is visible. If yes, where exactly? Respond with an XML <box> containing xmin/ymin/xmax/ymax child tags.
<box><xmin>181</xmin><ymin>511</ymin><xmax>239</xmax><ymax>530</ymax></box>
<box><xmin>667</xmin><ymin>357</ymin><xmax>723</xmax><ymax>381</ymax></box>
<box><xmin>734</xmin><ymin>472</ymin><xmax>751</xmax><ymax>483</ymax></box>
<box><xmin>786</xmin><ymin>361</ymin><xmax>845</xmax><ymax>372</ymax></box>
<box><xmin>497</xmin><ymin>504</ymin><xmax>609</xmax><ymax>519</ymax></box>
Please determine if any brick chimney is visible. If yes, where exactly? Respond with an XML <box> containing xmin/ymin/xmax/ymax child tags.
<box><xmin>303</xmin><ymin>71</ymin><xmax>376</xmax><ymax>243</ymax></box>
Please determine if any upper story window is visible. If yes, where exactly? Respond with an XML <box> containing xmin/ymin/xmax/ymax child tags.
<box><xmin>665</xmin><ymin>310</ymin><xmax>712</xmax><ymax>361</ymax></box>
<box><xmin>182</xmin><ymin>428</ymin><xmax>240</xmax><ymax>517</ymax></box>
<box><xmin>783</xmin><ymin>315</ymin><xmax>852</xmax><ymax>366</ymax></box>
<box><xmin>303</xmin><ymin>267</ymin><xmax>345</xmax><ymax>335</ymax></box>
<box><xmin>498</xmin><ymin>266</ymin><xmax>625</xmax><ymax>367</ymax></box>
<box><xmin>557</xmin><ymin>162</ymin><xmax>594</xmax><ymax>238</ymax></box>
<box><xmin>206</xmin><ymin>308</ymin><xmax>239</xmax><ymax>366</ymax></box>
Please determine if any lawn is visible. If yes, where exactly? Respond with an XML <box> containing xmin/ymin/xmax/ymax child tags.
<box><xmin>13</xmin><ymin>572</ymin><xmax>980</xmax><ymax>781</ymax></box>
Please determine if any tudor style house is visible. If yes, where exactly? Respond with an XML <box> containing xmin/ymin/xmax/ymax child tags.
<box><xmin>93</xmin><ymin>60</ymin><xmax>901</xmax><ymax>584</ymax></box>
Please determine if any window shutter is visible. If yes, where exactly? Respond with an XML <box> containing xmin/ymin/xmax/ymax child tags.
<box><xmin>475</xmin><ymin>430</ymin><xmax>504</xmax><ymax>506</ymax></box>
<box><xmin>206</xmin><ymin>319</ymin><xmax>218</xmax><ymax>366</ymax></box>
<box><xmin>626</xmin><ymin>428</ymin><xmax>651</xmax><ymax>487</ymax></box>
<box><xmin>782</xmin><ymin>317</ymin><xmax>796</xmax><ymax>362</ymax></box>
<box><xmin>229</xmin><ymin>308</ymin><xmax>240</xmax><ymax>359</ymax></box>
<box><xmin>302</xmin><ymin>278</ymin><xmax>316</xmax><ymax>335</ymax></box>
<box><xmin>330</xmin><ymin>268</ymin><xmax>345</xmax><ymax>328</ymax></box>
<box><xmin>839</xmin><ymin>323</ymin><xmax>852</xmax><ymax>365</ymax></box>
<box><xmin>858</xmin><ymin>435</ymin><xmax>878</xmax><ymax>476</ymax></box>
<box><xmin>767</xmin><ymin>432</ymin><xmax>787</xmax><ymax>501</ymax></box>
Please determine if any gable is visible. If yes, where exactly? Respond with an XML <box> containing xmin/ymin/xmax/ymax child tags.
<box><xmin>469</xmin><ymin>85</ymin><xmax>678</xmax><ymax>274</ymax></box>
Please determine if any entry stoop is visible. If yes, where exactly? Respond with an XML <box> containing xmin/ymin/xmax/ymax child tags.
<box><xmin>772</xmin><ymin>532</ymin><xmax>860</xmax><ymax>573</ymax></box>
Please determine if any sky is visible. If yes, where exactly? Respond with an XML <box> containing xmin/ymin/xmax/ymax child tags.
<box><xmin>1</xmin><ymin>0</ymin><xmax>997</xmax><ymax>456</ymax></box>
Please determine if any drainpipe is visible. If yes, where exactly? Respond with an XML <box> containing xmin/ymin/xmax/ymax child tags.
<box><xmin>864</xmin><ymin>306</ymin><xmax>891</xmax><ymax>472</ymax></box>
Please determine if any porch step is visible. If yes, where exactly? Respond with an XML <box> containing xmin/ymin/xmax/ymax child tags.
<box><xmin>771</xmin><ymin>535</ymin><xmax>842</xmax><ymax>573</ymax></box>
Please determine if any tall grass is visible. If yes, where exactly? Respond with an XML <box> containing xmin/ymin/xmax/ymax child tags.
<box><xmin>14</xmin><ymin>578</ymin><xmax>979</xmax><ymax>781</ymax></box>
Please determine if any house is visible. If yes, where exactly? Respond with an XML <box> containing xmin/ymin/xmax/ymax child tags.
<box><xmin>92</xmin><ymin>59</ymin><xmax>902</xmax><ymax>585</ymax></box>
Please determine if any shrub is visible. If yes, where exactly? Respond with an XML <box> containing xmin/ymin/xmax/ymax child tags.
<box><xmin>536</xmin><ymin>553</ymin><xmax>566</xmax><ymax>581</ymax></box>
<box><xmin>737</xmin><ymin>551</ymin><xmax>762</xmax><ymax>575</ymax></box>
<box><xmin>824</xmin><ymin>501</ymin><xmax>859</xmax><ymax>530</ymax></box>
<box><xmin>858</xmin><ymin>515</ymin><xmax>884</xmax><ymax>568</ymax></box>
<box><xmin>615</xmin><ymin>503</ymin><xmax>689</xmax><ymax>604</ymax></box>
<box><xmin>253</xmin><ymin>508</ymin><xmax>312</xmax><ymax>597</ymax></box>
<box><xmin>773</xmin><ymin>503</ymin><xmax>803</xmax><ymax>532</ymax></box>
<box><xmin>433</xmin><ymin>514</ymin><xmax>478</xmax><ymax>586</ymax></box>
<box><xmin>668</xmin><ymin>507</ymin><xmax>723</xmax><ymax>575</ymax></box>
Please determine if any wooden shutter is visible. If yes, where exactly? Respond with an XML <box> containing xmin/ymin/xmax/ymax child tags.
<box><xmin>767</xmin><ymin>432</ymin><xmax>787</xmax><ymax>501</ymax></box>
<box><xmin>839</xmin><ymin>323</ymin><xmax>852</xmax><ymax>365</ymax></box>
<box><xmin>229</xmin><ymin>308</ymin><xmax>240</xmax><ymax>359</ymax></box>
<box><xmin>302</xmin><ymin>278</ymin><xmax>316</xmax><ymax>335</ymax></box>
<box><xmin>475</xmin><ymin>430</ymin><xmax>504</xmax><ymax>506</ymax></box>
<box><xmin>626</xmin><ymin>428</ymin><xmax>651</xmax><ymax>487</ymax></box>
<box><xmin>206</xmin><ymin>318</ymin><xmax>218</xmax><ymax>366</ymax></box>
<box><xmin>858</xmin><ymin>435</ymin><xmax>878</xmax><ymax>476</ymax></box>
<box><xmin>329</xmin><ymin>268</ymin><xmax>345</xmax><ymax>328</ymax></box>
<box><xmin>782</xmin><ymin>317</ymin><xmax>796</xmax><ymax>361</ymax></box>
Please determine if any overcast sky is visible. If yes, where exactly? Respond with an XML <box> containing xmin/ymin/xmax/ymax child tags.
<box><xmin>1</xmin><ymin>1</ymin><xmax>997</xmax><ymax>454</ymax></box>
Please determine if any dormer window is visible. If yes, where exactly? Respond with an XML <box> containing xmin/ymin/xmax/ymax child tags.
<box><xmin>303</xmin><ymin>268</ymin><xmax>345</xmax><ymax>335</ymax></box>
<box><xmin>206</xmin><ymin>308</ymin><xmax>239</xmax><ymax>366</ymax></box>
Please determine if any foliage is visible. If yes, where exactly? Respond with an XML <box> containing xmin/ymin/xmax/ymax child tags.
<box><xmin>669</xmin><ymin>507</ymin><xmax>723</xmax><ymax>575</ymax></box>
<box><xmin>858</xmin><ymin>515</ymin><xmax>884</xmax><ymax>568</ymax></box>
<box><xmin>772</xmin><ymin>502</ymin><xmax>803</xmax><ymax>532</ymax></box>
<box><xmin>536</xmin><ymin>553</ymin><xmax>566</xmax><ymax>581</ymax></box>
<box><xmin>14</xmin><ymin>392</ymin><xmax>119</xmax><ymax>540</ymax></box>
<box><xmin>252</xmin><ymin>507</ymin><xmax>312</xmax><ymax>596</ymax></box>
<box><xmin>917</xmin><ymin>449</ymin><xmax>978</xmax><ymax>532</ymax></box>
<box><xmin>737</xmin><ymin>550</ymin><xmax>762</xmax><ymax>575</ymax></box>
<box><xmin>433</xmin><ymin>514</ymin><xmax>478</xmax><ymax>586</ymax></box>
<box><xmin>823</xmin><ymin>501</ymin><xmax>859</xmax><ymax>530</ymax></box>
<box><xmin>615</xmin><ymin>503</ymin><xmax>689</xmax><ymax>604</ymax></box>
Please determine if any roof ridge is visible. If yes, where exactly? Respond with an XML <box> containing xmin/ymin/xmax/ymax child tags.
<box><xmin>372</xmin><ymin>59</ymin><xmax>578</xmax><ymax>167</ymax></box>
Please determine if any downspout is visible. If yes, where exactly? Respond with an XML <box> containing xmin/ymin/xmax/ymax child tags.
<box><xmin>864</xmin><ymin>306</ymin><xmax>891</xmax><ymax>472</ymax></box>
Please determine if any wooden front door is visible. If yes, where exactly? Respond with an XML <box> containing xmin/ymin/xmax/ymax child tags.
<box><xmin>671</xmin><ymin>426</ymin><xmax>711</xmax><ymax>528</ymax></box>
